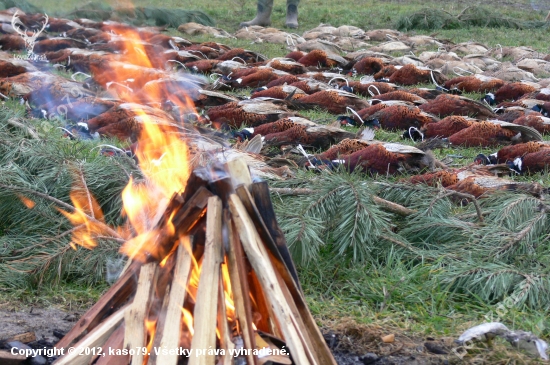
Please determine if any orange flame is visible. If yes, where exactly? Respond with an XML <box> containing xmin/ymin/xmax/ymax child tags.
<box><xmin>17</xmin><ymin>194</ymin><xmax>35</xmax><ymax>209</ymax></box>
<box><xmin>58</xmin><ymin>188</ymin><xmax>106</xmax><ymax>250</ymax></box>
<box><xmin>181</xmin><ymin>308</ymin><xmax>194</xmax><ymax>336</ymax></box>
<box><xmin>221</xmin><ymin>260</ymin><xmax>236</xmax><ymax>321</ymax></box>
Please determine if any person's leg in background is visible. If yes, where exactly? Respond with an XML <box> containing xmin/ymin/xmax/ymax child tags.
<box><xmin>240</xmin><ymin>0</ymin><xmax>300</xmax><ymax>28</ymax></box>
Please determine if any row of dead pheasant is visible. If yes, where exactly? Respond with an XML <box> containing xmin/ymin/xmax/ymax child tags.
<box><xmin>1</xmin><ymin>8</ymin><xmax>550</xmax><ymax>198</ymax></box>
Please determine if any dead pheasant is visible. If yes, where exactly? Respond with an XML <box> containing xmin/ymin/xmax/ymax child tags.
<box><xmin>338</xmin><ymin>143</ymin><xmax>434</xmax><ymax>175</ymax></box>
<box><xmin>511</xmin><ymin>114</ymin><xmax>550</xmax><ymax>134</ymax></box>
<box><xmin>448</xmin><ymin>120</ymin><xmax>542</xmax><ymax>147</ymax></box>
<box><xmin>346</xmin><ymin>81</ymin><xmax>399</xmax><ymax>97</ymax></box>
<box><xmin>419</xmin><ymin>94</ymin><xmax>496</xmax><ymax>119</ymax></box>
<box><xmin>509</xmin><ymin>148</ymin><xmax>550</xmax><ymax>174</ymax></box>
<box><xmin>365</xmin><ymin>104</ymin><xmax>439</xmax><ymax>131</ymax></box>
<box><xmin>403</xmin><ymin>116</ymin><xmax>476</xmax><ymax>141</ymax></box>
<box><xmin>409</xmin><ymin>165</ymin><xmax>542</xmax><ymax>198</ymax></box>
<box><xmin>292</xmin><ymin>89</ymin><xmax>369</xmax><ymax>114</ymax></box>
<box><xmin>372</xmin><ymin>90</ymin><xmax>427</xmax><ymax>104</ymax></box>
<box><xmin>251</xmin><ymin>85</ymin><xmax>306</xmax><ymax>100</ymax></box>
<box><xmin>234</xmin><ymin>117</ymin><xmax>317</xmax><ymax>141</ymax></box>
<box><xmin>489</xmin><ymin>82</ymin><xmax>540</xmax><ymax>104</ymax></box>
<box><xmin>388</xmin><ymin>64</ymin><xmax>446</xmax><ymax>86</ymax></box>
<box><xmin>266</xmin><ymin>58</ymin><xmax>307</xmax><ymax>74</ymax></box>
<box><xmin>297</xmin><ymin>50</ymin><xmax>343</xmax><ymax>68</ymax></box>
<box><xmin>216</xmin><ymin>48</ymin><xmax>267</xmax><ymax>63</ymax></box>
<box><xmin>476</xmin><ymin>141</ymin><xmax>550</xmax><ymax>164</ymax></box>
<box><xmin>228</xmin><ymin>68</ymin><xmax>279</xmax><ymax>89</ymax></box>
<box><xmin>263</xmin><ymin>123</ymin><xmax>355</xmax><ymax>149</ymax></box>
<box><xmin>265</xmin><ymin>74</ymin><xmax>301</xmax><ymax>88</ymax></box>
<box><xmin>443</xmin><ymin>75</ymin><xmax>506</xmax><ymax>93</ymax></box>
<box><xmin>350</xmin><ymin>57</ymin><xmax>385</xmax><ymax>75</ymax></box>
<box><xmin>206</xmin><ymin>99</ymin><xmax>294</xmax><ymax>129</ymax></box>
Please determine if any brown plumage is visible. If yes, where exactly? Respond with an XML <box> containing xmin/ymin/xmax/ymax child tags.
<box><xmin>0</xmin><ymin>72</ymin><xmax>66</xmax><ymax>97</ymax></box>
<box><xmin>448</xmin><ymin>121</ymin><xmax>541</xmax><ymax>147</ymax></box>
<box><xmin>0</xmin><ymin>60</ymin><xmax>29</xmax><ymax>78</ymax></box>
<box><xmin>494</xmin><ymin>82</ymin><xmax>538</xmax><ymax>103</ymax></box>
<box><xmin>297</xmin><ymin>50</ymin><xmax>339</xmax><ymax>68</ymax></box>
<box><xmin>46</xmin><ymin>18</ymin><xmax>82</xmax><ymax>32</ymax></box>
<box><xmin>285</xmin><ymin>51</ymin><xmax>306</xmax><ymax>62</ymax></box>
<box><xmin>367</xmin><ymin>104</ymin><xmax>439</xmax><ymax>131</ymax></box>
<box><xmin>0</xmin><ymin>34</ymin><xmax>26</xmax><ymax>51</ymax></box>
<box><xmin>409</xmin><ymin>170</ymin><xmax>459</xmax><ymax>187</ymax></box>
<box><xmin>351</xmin><ymin>57</ymin><xmax>385</xmax><ymax>75</ymax></box>
<box><xmin>422</xmin><ymin>116</ymin><xmax>475</xmax><ymax>138</ymax></box>
<box><xmin>288</xmin><ymin>80</ymin><xmax>329</xmax><ymax>94</ymax></box>
<box><xmin>408</xmin><ymin>164</ymin><xmax>541</xmax><ymax>198</ymax></box>
<box><xmin>316</xmin><ymin>138</ymin><xmax>371</xmax><ymax>160</ymax></box>
<box><xmin>443</xmin><ymin>75</ymin><xmax>506</xmax><ymax>93</ymax></box>
<box><xmin>163</xmin><ymin>50</ymin><xmax>202</xmax><ymax>65</ymax></box>
<box><xmin>343</xmin><ymin>143</ymin><xmax>431</xmax><ymax>175</ymax></box>
<box><xmin>184</xmin><ymin>59</ymin><xmax>221</xmax><ymax>73</ymax></box>
<box><xmin>347</xmin><ymin>81</ymin><xmax>398</xmax><ymax>97</ymax></box>
<box><xmin>64</xmin><ymin>27</ymin><xmax>104</xmax><ymax>42</ymax></box>
<box><xmin>372</xmin><ymin>90</ymin><xmax>426</xmax><ymax>104</ymax></box>
<box><xmin>206</xmin><ymin>99</ymin><xmax>293</xmax><ymax>129</ymax></box>
<box><xmin>216</xmin><ymin>48</ymin><xmax>264</xmax><ymax>63</ymax></box>
<box><xmin>447</xmin><ymin>176</ymin><xmax>543</xmax><ymax>198</ymax></box>
<box><xmin>266</xmin><ymin>75</ymin><xmax>300</xmax><ymax>88</ymax></box>
<box><xmin>419</xmin><ymin>94</ymin><xmax>495</xmax><ymax>119</ymax></box>
<box><xmin>293</xmin><ymin>90</ymin><xmax>370</xmax><ymax>114</ymax></box>
<box><xmin>251</xmin><ymin>85</ymin><xmax>306</xmax><ymax>100</ymax></box>
<box><xmin>244</xmin><ymin>117</ymin><xmax>316</xmax><ymax>138</ymax></box>
<box><xmin>495</xmin><ymin>142</ymin><xmax>550</xmax><ymax>163</ymax></box>
<box><xmin>511</xmin><ymin>114</ymin><xmax>550</xmax><ymax>134</ymax></box>
<box><xmin>519</xmin><ymin>149</ymin><xmax>550</xmax><ymax>174</ymax></box>
<box><xmin>495</xmin><ymin>107</ymin><xmax>542</xmax><ymax>123</ymax></box>
<box><xmin>192</xmin><ymin>89</ymin><xmax>239</xmax><ymax>108</ymax></box>
<box><xmin>184</xmin><ymin>44</ymin><xmax>225</xmax><ymax>59</ymax></box>
<box><xmin>32</xmin><ymin>38</ymin><xmax>87</xmax><ymax>53</ymax></box>
<box><xmin>89</xmin><ymin>59</ymin><xmax>165</xmax><ymax>89</ymax></box>
<box><xmin>267</xmin><ymin>58</ymin><xmax>307</xmax><ymax>74</ymax></box>
<box><xmin>230</xmin><ymin>68</ymin><xmax>279</xmax><ymax>88</ymax></box>
<box><xmin>388</xmin><ymin>64</ymin><xmax>446</xmax><ymax>86</ymax></box>
<box><xmin>408</xmin><ymin>88</ymin><xmax>446</xmax><ymax>100</ymax></box>
<box><xmin>373</xmin><ymin>65</ymin><xmax>397</xmax><ymax>80</ymax></box>
<box><xmin>264</xmin><ymin>124</ymin><xmax>355</xmax><ymax>149</ymax></box>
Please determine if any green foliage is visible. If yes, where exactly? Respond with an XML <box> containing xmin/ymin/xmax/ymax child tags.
<box><xmin>0</xmin><ymin>0</ymin><xmax>42</xmax><ymax>13</ymax></box>
<box><xmin>0</xmin><ymin>107</ymin><xmax>138</xmax><ymax>289</ymax></box>
<box><xmin>272</xmin><ymin>172</ymin><xmax>550</xmax><ymax>311</ymax></box>
<box><xmin>396</xmin><ymin>6</ymin><xmax>549</xmax><ymax>31</ymax></box>
<box><xmin>65</xmin><ymin>3</ymin><xmax>215</xmax><ymax>27</ymax></box>
<box><xmin>272</xmin><ymin>171</ymin><xmax>408</xmax><ymax>265</ymax></box>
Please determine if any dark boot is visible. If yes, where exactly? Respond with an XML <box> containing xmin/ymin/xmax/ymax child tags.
<box><xmin>285</xmin><ymin>0</ymin><xmax>300</xmax><ymax>28</ymax></box>
<box><xmin>240</xmin><ymin>0</ymin><xmax>274</xmax><ymax>28</ymax></box>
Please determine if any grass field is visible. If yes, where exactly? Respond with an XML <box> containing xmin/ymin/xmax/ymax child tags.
<box><xmin>3</xmin><ymin>0</ymin><xmax>550</xmax><ymax>362</ymax></box>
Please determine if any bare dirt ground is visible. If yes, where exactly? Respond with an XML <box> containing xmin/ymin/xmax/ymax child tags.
<box><xmin>0</xmin><ymin>304</ymin><xmax>459</xmax><ymax>365</ymax></box>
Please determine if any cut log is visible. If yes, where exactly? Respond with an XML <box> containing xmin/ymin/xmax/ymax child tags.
<box><xmin>54</xmin><ymin>305</ymin><xmax>129</xmax><ymax>365</ymax></box>
<box><xmin>55</xmin><ymin>261</ymin><xmax>140</xmax><ymax>350</ymax></box>
<box><xmin>229</xmin><ymin>194</ymin><xmax>313</xmax><ymax>365</ymax></box>
<box><xmin>189</xmin><ymin>196</ymin><xmax>223</xmax><ymax>365</ymax></box>
<box><xmin>124</xmin><ymin>263</ymin><xmax>158</xmax><ymax>365</ymax></box>
<box><xmin>226</xmin><ymin>158</ymin><xmax>252</xmax><ymax>188</ymax></box>
<box><xmin>249</xmin><ymin>183</ymin><xmax>337</xmax><ymax>365</ymax></box>
<box><xmin>95</xmin><ymin>324</ymin><xmax>129</xmax><ymax>365</ymax></box>
<box><xmin>151</xmin><ymin>236</ymin><xmax>193</xmax><ymax>365</ymax></box>
<box><xmin>227</xmin><ymin>213</ymin><xmax>258</xmax><ymax>365</ymax></box>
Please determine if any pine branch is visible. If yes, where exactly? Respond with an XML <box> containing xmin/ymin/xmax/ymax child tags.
<box><xmin>0</xmin><ymin>183</ymin><xmax>125</xmax><ymax>242</ymax></box>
